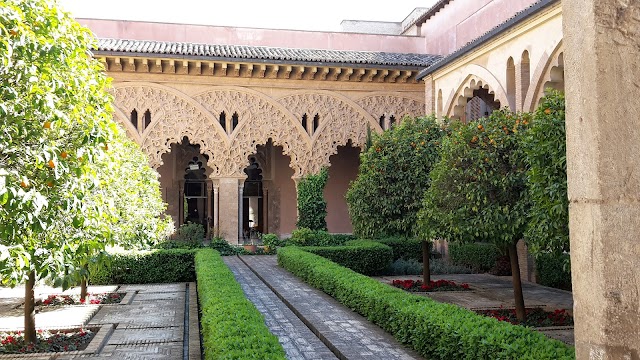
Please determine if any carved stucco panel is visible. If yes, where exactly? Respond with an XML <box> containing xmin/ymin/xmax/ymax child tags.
<box><xmin>355</xmin><ymin>94</ymin><xmax>425</xmax><ymax>122</ymax></box>
<box><xmin>194</xmin><ymin>89</ymin><xmax>310</xmax><ymax>177</ymax></box>
<box><xmin>112</xmin><ymin>85</ymin><xmax>228</xmax><ymax>172</ymax></box>
<box><xmin>278</xmin><ymin>92</ymin><xmax>377</xmax><ymax>174</ymax></box>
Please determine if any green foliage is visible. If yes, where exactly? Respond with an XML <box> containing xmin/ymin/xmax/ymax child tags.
<box><xmin>196</xmin><ymin>249</ymin><xmax>286</xmax><ymax>360</ymax></box>
<box><xmin>296</xmin><ymin>167</ymin><xmax>329</xmax><ymax>231</ymax></box>
<box><xmin>0</xmin><ymin>0</ymin><xmax>117</xmax><ymax>289</ymax></box>
<box><xmin>278</xmin><ymin>247</ymin><xmax>575</xmax><ymax>360</ymax></box>
<box><xmin>261</xmin><ymin>233</ymin><xmax>284</xmax><ymax>250</ymax></box>
<box><xmin>173</xmin><ymin>222</ymin><xmax>205</xmax><ymax>246</ymax></box>
<box><xmin>304</xmin><ymin>240</ymin><xmax>392</xmax><ymax>275</ymax></box>
<box><xmin>419</xmin><ymin>110</ymin><xmax>531</xmax><ymax>248</ymax></box>
<box><xmin>389</xmin><ymin>258</ymin><xmax>472</xmax><ymax>276</ymax></box>
<box><xmin>522</xmin><ymin>91</ymin><xmax>569</xmax><ymax>255</ymax></box>
<box><xmin>375</xmin><ymin>237</ymin><xmax>424</xmax><ymax>261</ymax></box>
<box><xmin>449</xmin><ymin>242</ymin><xmax>501</xmax><ymax>273</ymax></box>
<box><xmin>155</xmin><ymin>240</ymin><xmax>205</xmax><ymax>250</ymax></box>
<box><xmin>89</xmin><ymin>249</ymin><xmax>196</xmax><ymax>284</ymax></box>
<box><xmin>536</xmin><ymin>252</ymin><xmax>572</xmax><ymax>291</ymax></box>
<box><xmin>208</xmin><ymin>237</ymin><xmax>243</xmax><ymax>256</ymax></box>
<box><xmin>347</xmin><ymin>116</ymin><xmax>448</xmax><ymax>238</ymax></box>
<box><xmin>288</xmin><ymin>228</ymin><xmax>345</xmax><ymax>247</ymax></box>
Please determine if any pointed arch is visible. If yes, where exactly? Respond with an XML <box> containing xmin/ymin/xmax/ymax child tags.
<box><xmin>445</xmin><ymin>66</ymin><xmax>509</xmax><ymax>121</ymax></box>
<box><xmin>278</xmin><ymin>90</ymin><xmax>379</xmax><ymax>174</ymax></box>
<box><xmin>194</xmin><ymin>86</ymin><xmax>310</xmax><ymax>178</ymax></box>
<box><xmin>524</xmin><ymin>40</ymin><xmax>565</xmax><ymax>112</ymax></box>
<box><xmin>111</xmin><ymin>106</ymin><xmax>142</xmax><ymax>144</ymax></box>
<box><xmin>111</xmin><ymin>82</ymin><xmax>228</xmax><ymax>171</ymax></box>
<box><xmin>354</xmin><ymin>92</ymin><xmax>426</xmax><ymax>130</ymax></box>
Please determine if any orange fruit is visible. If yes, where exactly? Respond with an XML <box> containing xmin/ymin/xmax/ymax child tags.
<box><xmin>20</xmin><ymin>180</ymin><xmax>28</xmax><ymax>188</ymax></box>
<box><xmin>46</xmin><ymin>181</ymin><xmax>54</xmax><ymax>187</ymax></box>
<box><xmin>477</xmin><ymin>124</ymin><xmax>484</xmax><ymax>131</ymax></box>
<box><xmin>104</xmin><ymin>144</ymin><xmax>109</xmax><ymax>150</ymax></box>
<box><xmin>47</xmin><ymin>160</ymin><xmax>55</xmax><ymax>168</ymax></box>
<box><xmin>43</xmin><ymin>121</ymin><xmax>51</xmax><ymax>129</ymax></box>
<box><xmin>544</xmin><ymin>108</ymin><xmax>551</xmax><ymax>115</ymax></box>
<box><xmin>60</xmin><ymin>151</ymin><xmax>68</xmax><ymax>159</ymax></box>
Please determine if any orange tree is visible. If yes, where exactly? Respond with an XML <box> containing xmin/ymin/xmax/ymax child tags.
<box><xmin>346</xmin><ymin>116</ymin><xmax>448</xmax><ymax>282</ymax></box>
<box><xmin>0</xmin><ymin>0</ymin><xmax>115</xmax><ymax>343</ymax></box>
<box><xmin>522</xmin><ymin>91</ymin><xmax>568</xmax><ymax>255</ymax></box>
<box><xmin>418</xmin><ymin>109</ymin><xmax>531</xmax><ymax>321</ymax></box>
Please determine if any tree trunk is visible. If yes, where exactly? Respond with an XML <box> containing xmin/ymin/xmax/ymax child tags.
<box><xmin>508</xmin><ymin>242</ymin><xmax>526</xmax><ymax>322</ymax></box>
<box><xmin>80</xmin><ymin>264</ymin><xmax>88</xmax><ymax>302</ymax></box>
<box><xmin>24</xmin><ymin>270</ymin><xmax>37</xmax><ymax>344</ymax></box>
<box><xmin>422</xmin><ymin>240</ymin><xmax>431</xmax><ymax>284</ymax></box>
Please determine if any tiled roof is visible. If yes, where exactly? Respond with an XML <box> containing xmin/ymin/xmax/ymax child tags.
<box><xmin>95</xmin><ymin>38</ymin><xmax>442</xmax><ymax>68</ymax></box>
<box><xmin>417</xmin><ymin>0</ymin><xmax>559</xmax><ymax>79</ymax></box>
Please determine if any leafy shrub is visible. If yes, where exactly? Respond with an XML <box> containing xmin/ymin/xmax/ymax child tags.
<box><xmin>329</xmin><ymin>234</ymin><xmax>358</xmax><ymax>244</ymax></box>
<box><xmin>155</xmin><ymin>240</ymin><xmax>205</xmax><ymax>250</ymax></box>
<box><xmin>288</xmin><ymin>228</ymin><xmax>345</xmax><ymax>247</ymax></box>
<box><xmin>296</xmin><ymin>168</ymin><xmax>329</xmax><ymax>231</ymax></box>
<box><xmin>536</xmin><ymin>252</ymin><xmax>571</xmax><ymax>291</ymax></box>
<box><xmin>376</xmin><ymin>237</ymin><xmax>424</xmax><ymax>261</ymax></box>
<box><xmin>196</xmin><ymin>249</ymin><xmax>286</xmax><ymax>360</ymax></box>
<box><xmin>261</xmin><ymin>233</ymin><xmax>285</xmax><ymax>250</ymax></box>
<box><xmin>209</xmin><ymin>237</ymin><xmax>243</xmax><ymax>256</ymax></box>
<box><xmin>89</xmin><ymin>249</ymin><xmax>196</xmax><ymax>284</ymax></box>
<box><xmin>346</xmin><ymin>116</ymin><xmax>448</xmax><ymax>238</ymax></box>
<box><xmin>278</xmin><ymin>247</ymin><xmax>574</xmax><ymax>360</ymax></box>
<box><xmin>173</xmin><ymin>222</ymin><xmax>205</xmax><ymax>247</ymax></box>
<box><xmin>489</xmin><ymin>255</ymin><xmax>512</xmax><ymax>276</ymax></box>
<box><xmin>522</xmin><ymin>91</ymin><xmax>569</xmax><ymax>256</ymax></box>
<box><xmin>304</xmin><ymin>240</ymin><xmax>392</xmax><ymax>275</ymax></box>
<box><xmin>449</xmin><ymin>243</ymin><xmax>501</xmax><ymax>273</ymax></box>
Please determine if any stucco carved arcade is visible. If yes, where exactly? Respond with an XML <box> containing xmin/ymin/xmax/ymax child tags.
<box><xmin>110</xmin><ymin>83</ymin><xmax>425</xmax><ymax>177</ymax></box>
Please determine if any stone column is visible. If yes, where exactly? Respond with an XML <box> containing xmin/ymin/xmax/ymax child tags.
<box><xmin>423</xmin><ymin>74</ymin><xmax>434</xmax><ymax>115</ymax></box>
<box><xmin>263</xmin><ymin>187</ymin><xmax>269</xmax><ymax>234</ymax></box>
<box><xmin>213</xmin><ymin>184</ymin><xmax>219</xmax><ymax>235</ymax></box>
<box><xmin>217</xmin><ymin>178</ymin><xmax>240</xmax><ymax>245</ymax></box>
<box><xmin>563</xmin><ymin>0</ymin><xmax>640</xmax><ymax>357</ymax></box>
<box><xmin>238</xmin><ymin>180</ymin><xmax>244</xmax><ymax>243</ymax></box>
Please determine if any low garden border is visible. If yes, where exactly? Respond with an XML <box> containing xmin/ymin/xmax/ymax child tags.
<box><xmin>195</xmin><ymin>249</ymin><xmax>286</xmax><ymax>360</ymax></box>
<box><xmin>278</xmin><ymin>246</ymin><xmax>575</xmax><ymax>359</ymax></box>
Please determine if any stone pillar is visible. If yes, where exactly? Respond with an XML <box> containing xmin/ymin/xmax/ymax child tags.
<box><xmin>217</xmin><ymin>178</ymin><xmax>240</xmax><ymax>245</ymax></box>
<box><xmin>423</xmin><ymin>74</ymin><xmax>434</xmax><ymax>115</ymax></box>
<box><xmin>263</xmin><ymin>187</ymin><xmax>269</xmax><ymax>234</ymax></box>
<box><xmin>563</xmin><ymin>0</ymin><xmax>640</xmax><ymax>357</ymax></box>
<box><xmin>213</xmin><ymin>183</ymin><xmax>219</xmax><ymax>234</ymax></box>
<box><xmin>238</xmin><ymin>180</ymin><xmax>244</xmax><ymax>243</ymax></box>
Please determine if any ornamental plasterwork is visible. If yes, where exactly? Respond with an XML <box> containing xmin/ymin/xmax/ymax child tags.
<box><xmin>278</xmin><ymin>92</ymin><xmax>377</xmax><ymax>174</ymax></box>
<box><xmin>355</xmin><ymin>94</ymin><xmax>425</xmax><ymax>122</ymax></box>
<box><xmin>111</xmin><ymin>85</ymin><xmax>228</xmax><ymax>172</ymax></box>
<box><xmin>194</xmin><ymin>89</ymin><xmax>310</xmax><ymax>178</ymax></box>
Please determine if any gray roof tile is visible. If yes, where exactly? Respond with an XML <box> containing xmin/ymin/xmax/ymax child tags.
<box><xmin>94</xmin><ymin>38</ymin><xmax>441</xmax><ymax>68</ymax></box>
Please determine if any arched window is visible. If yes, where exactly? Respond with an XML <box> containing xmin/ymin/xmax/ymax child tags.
<box><xmin>507</xmin><ymin>57</ymin><xmax>516</xmax><ymax>110</ymax></box>
<box><xmin>130</xmin><ymin>109</ymin><xmax>138</xmax><ymax>130</ymax></box>
<box><xmin>437</xmin><ymin>90</ymin><xmax>443</xmax><ymax>118</ymax></box>
<box><xmin>143</xmin><ymin>109</ymin><xmax>151</xmax><ymax>130</ymax></box>
<box><xmin>232</xmin><ymin>112</ymin><xmax>239</xmax><ymax>131</ymax></box>
<box><xmin>520</xmin><ymin>50</ymin><xmax>531</xmax><ymax>106</ymax></box>
<box><xmin>219</xmin><ymin>111</ymin><xmax>226</xmax><ymax>132</ymax></box>
<box><xmin>312</xmin><ymin>114</ymin><xmax>320</xmax><ymax>134</ymax></box>
<box><xmin>389</xmin><ymin>115</ymin><xmax>396</xmax><ymax>127</ymax></box>
<box><xmin>301</xmin><ymin>113</ymin><xmax>308</xmax><ymax>134</ymax></box>
<box><xmin>379</xmin><ymin>115</ymin><xmax>386</xmax><ymax>130</ymax></box>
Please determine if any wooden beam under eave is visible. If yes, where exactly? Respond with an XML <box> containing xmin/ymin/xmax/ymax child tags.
<box><xmin>398</xmin><ymin>70</ymin><xmax>411</xmax><ymax>83</ymax></box>
<box><xmin>339</xmin><ymin>68</ymin><xmax>354</xmax><ymax>81</ymax></box>
<box><xmin>267</xmin><ymin>65</ymin><xmax>279</xmax><ymax>79</ymax></box>
<box><xmin>373</xmin><ymin>69</ymin><xmax>388</xmax><ymax>82</ymax></box>
<box><xmin>176</xmin><ymin>60</ymin><xmax>188</xmax><ymax>75</ymax></box>
<box><xmin>258</xmin><ymin>64</ymin><xmax>266</xmax><ymax>78</ymax></box>
<box><xmin>329</xmin><ymin>68</ymin><xmax>342</xmax><ymax>81</ymax></box>
<box><xmin>150</xmin><ymin>59</ymin><xmax>162</xmax><ymax>73</ymax></box>
<box><xmin>202</xmin><ymin>61</ymin><xmax>214</xmax><ymax>76</ymax></box>
<box><xmin>387</xmin><ymin>70</ymin><xmax>401</xmax><ymax>83</ymax></box>
<box><xmin>364</xmin><ymin>69</ymin><xmax>377</xmax><ymax>82</ymax></box>
<box><xmin>136</xmin><ymin>58</ymin><xmax>149</xmax><ymax>73</ymax></box>
<box><xmin>318</xmin><ymin>67</ymin><xmax>330</xmax><ymax>81</ymax></box>
<box><xmin>353</xmin><ymin>68</ymin><xmax>366</xmax><ymax>81</ymax></box>
<box><xmin>242</xmin><ymin>64</ymin><xmax>254</xmax><ymax>78</ymax></box>
<box><xmin>123</xmin><ymin>57</ymin><xmax>136</xmax><ymax>72</ymax></box>
<box><xmin>163</xmin><ymin>60</ymin><xmax>176</xmax><ymax>74</ymax></box>
<box><xmin>294</xmin><ymin>66</ymin><xmax>305</xmax><ymax>80</ymax></box>
<box><xmin>306</xmin><ymin>67</ymin><xmax>318</xmax><ymax>80</ymax></box>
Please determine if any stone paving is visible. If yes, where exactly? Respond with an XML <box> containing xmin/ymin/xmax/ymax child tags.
<box><xmin>224</xmin><ymin>256</ymin><xmax>338</xmax><ymax>360</ymax></box>
<box><xmin>238</xmin><ymin>255</ymin><xmax>424</xmax><ymax>360</ymax></box>
<box><xmin>0</xmin><ymin>282</ymin><xmax>200</xmax><ymax>360</ymax></box>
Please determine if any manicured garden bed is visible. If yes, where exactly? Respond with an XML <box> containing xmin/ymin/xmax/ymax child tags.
<box><xmin>475</xmin><ymin>307</ymin><xmax>573</xmax><ymax>328</ymax></box>
<box><xmin>0</xmin><ymin>328</ymin><xmax>94</xmax><ymax>354</ymax></box>
<box><xmin>391</xmin><ymin>279</ymin><xmax>471</xmax><ymax>292</ymax></box>
<box><xmin>38</xmin><ymin>293</ymin><xmax>125</xmax><ymax>306</ymax></box>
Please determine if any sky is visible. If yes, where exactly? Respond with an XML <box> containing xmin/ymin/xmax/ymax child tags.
<box><xmin>58</xmin><ymin>0</ymin><xmax>437</xmax><ymax>32</ymax></box>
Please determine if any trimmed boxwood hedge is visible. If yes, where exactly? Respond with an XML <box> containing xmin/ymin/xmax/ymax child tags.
<box><xmin>375</xmin><ymin>237</ymin><xmax>424</xmax><ymax>261</ymax></box>
<box><xmin>449</xmin><ymin>242</ymin><xmax>501</xmax><ymax>273</ymax></box>
<box><xmin>536</xmin><ymin>252</ymin><xmax>572</xmax><ymax>291</ymax></box>
<box><xmin>196</xmin><ymin>249</ymin><xmax>286</xmax><ymax>360</ymax></box>
<box><xmin>278</xmin><ymin>247</ymin><xmax>574</xmax><ymax>360</ymax></box>
<box><xmin>89</xmin><ymin>249</ymin><xmax>197</xmax><ymax>284</ymax></box>
<box><xmin>304</xmin><ymin>240</ymin><xmax>392</xmax><ymax>275</ymax></box>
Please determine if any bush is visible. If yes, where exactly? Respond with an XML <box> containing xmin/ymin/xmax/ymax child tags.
<box><xmin>278</xmin><ymin>247</ymin><xmax>574</xmax><ymax>360</ymax></box>
<box><xmin>304</xmin><ymin>240</ymin><xmax>393</xmax><ymax>275</ymax></box>
<box><xmin>261</xmin><ymin>233</ymin><xmax>285</xmax><ymax>250</ymax></box>
<box><xmin>209</xmin><ymin>237</ymin><xmax>243</xmax><ymax>256</ymax></box>
<box><xmin>155</xmin><ymin>240</ymin><xmax>205</xmax><ymax>250</ymax></box>
<box><xmin>288</xmin><ymin>228</ymin><xmax>346</xmax><ymax>247</ymax></box>
<box><xmin>449</xmin><ymin>243</ymin><xmax>501</xmax><ymax>273</ymax></box>
<box><xmin>346</xmin><ymin>116</ymin><xmax>448</xmax><ymax>238</ymax></box>
<box><xmin>376</xmin><ymin>237</ymin><xmax>424</xmax><ymax>261</ymax></box>
<box><xmin>296</xmin><ymin>168</ymin><xmax>329</xmax><ymax>231</ymax></box>
<box><xmin>196</xmin><ymin>249</ymin><xmax>286</xmax><ymax>359</ymax></box>
<box><xmin>174</xmin><ymin>222</ymin><xmax>205</xmax><ymax>247</ymax></box>
<box><xmin>388</xmin><ymin>258</ymin><xmax>473</xmax><ymax>276</ymax></box>
<box><xmin>89</xmin><ymin>249</ymin><xmax>197</xmax><ymax>284</ymax></box>
<box><xmin>536</xmin><ymin>252</ymin><xmax>571</xmax><ymax>291</ymax></box>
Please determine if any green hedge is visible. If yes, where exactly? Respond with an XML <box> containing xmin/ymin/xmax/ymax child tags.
<box><xmin>536</xmin><ymin>252</ymin><xmax>572</xmax><ymax>291</ymax></box>
<box><xmin>278</xmin><ymin>247</ymin><xmax>574</xmax><ymax>360</ymax></box>
<box><xmin>90</xmin><ymin>249</ymin><xmax>197</xmax><ymax>284</ymax></box>
<box><xmin>449</xmin><ymin>242</ymin><xmax>501</xmax><ymax>273</ymax></box>
<box><xmin>375</xmin><ymin>237</ymin><xmax>425</xmax><ymax>261</ymax></box>
<box><xmin>196</xmin><ymin>249</ymin><xmax>286</xmax><ymax>359</ymax></box>
<box><xmin>304</xmin><ymin>240</ymin><xmax>392</xmax><ymax>275</ymax></box>
<box><xmin>288</xmin><ymin>228</ymin><xmax>349</xmax><ymax>247</ymax></box>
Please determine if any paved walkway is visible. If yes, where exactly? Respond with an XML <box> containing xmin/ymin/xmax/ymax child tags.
<box><xmin>0</xmin><ymin>283</ymin><xmax>200</xmax><ymax>360</ymax></box>
<box><xmin>232</xmin><ymin>255</ymin><xmax>423</xmax><ymax>360</ymax></box>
